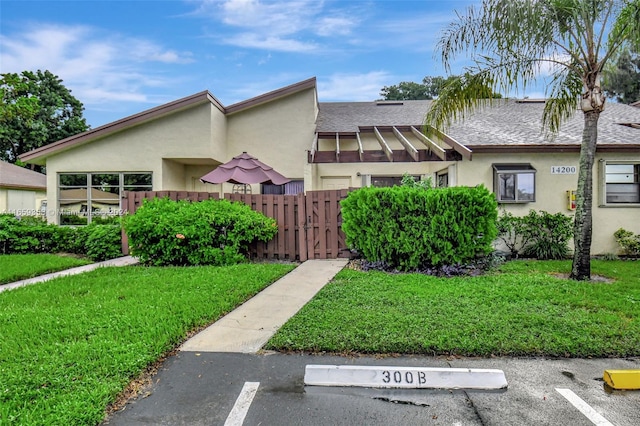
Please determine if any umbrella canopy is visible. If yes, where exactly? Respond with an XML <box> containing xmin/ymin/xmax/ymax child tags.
<box><xmin>200</xmin><ymin>152</ymin><xmax>291</xmax><ymax>185</ymax></box>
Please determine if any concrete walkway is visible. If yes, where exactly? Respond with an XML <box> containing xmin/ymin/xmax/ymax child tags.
<box><xmin>180</xmin><ymin>258</ymin><xmax>349</xmax><ymax>353</ymax></box>
<box><xmin>0</xmin><ymin>255</ymin><xmax>139</xmax><ymax>293</ymax></box>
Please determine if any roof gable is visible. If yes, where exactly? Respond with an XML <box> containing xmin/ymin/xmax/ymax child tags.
<box><xmin>19</xmin><ymin>77</ymin><xmax>317</xmax><ymax>165</ymax></box>
<box><xmin>20</xmin><ymin>90</ymin><xmax>219</xmax><ymax>165</ymax></box>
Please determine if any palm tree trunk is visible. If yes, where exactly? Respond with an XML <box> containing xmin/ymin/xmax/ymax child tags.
<box><xmin>570</xmin><ymin>109</ymin><xmax>600</xmax><ymax>280</ymax></box>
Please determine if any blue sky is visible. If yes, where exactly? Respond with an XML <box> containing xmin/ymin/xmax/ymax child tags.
<box><xmin>1</xmin><ymin>0</ymin><xmax>545</xmax><ymax>128</ymax></box>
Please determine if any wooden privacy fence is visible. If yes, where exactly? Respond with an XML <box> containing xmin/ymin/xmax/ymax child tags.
<box><xmin>120</xmin><ymin>189</ymin><xmax>351</xmax><ymax>261</ymax></box>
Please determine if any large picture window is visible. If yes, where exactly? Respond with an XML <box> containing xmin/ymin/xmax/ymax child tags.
<box><xmin>58</xmin><ymin>172</ymin><xmax>152</xmax><ymax>224</ymax></box>
<box><xmin>603</xmin><ymin>162</ymin><xmax>640</xmax><ymax>204</ymax></box>
<box><xmin>492</xmin><ymin>164</ymin><xmax>536</xmax><ymax>203</ymax></box>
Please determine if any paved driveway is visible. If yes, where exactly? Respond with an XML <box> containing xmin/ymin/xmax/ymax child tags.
<box><xmin>103</xmin><ymin>353</ymin><xmax>640</xmax><ymax>425</ymax></box>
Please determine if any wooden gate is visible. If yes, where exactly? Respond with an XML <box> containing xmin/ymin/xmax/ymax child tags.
<box><xmin>121</xmin><ymin>189</ymin><xmax>350</xmax><ymax>261</ymax></box>
<box><xmin>300</xmin><ymin>189</ymin><xmax>349</xmax><ymax>260</ymax></box>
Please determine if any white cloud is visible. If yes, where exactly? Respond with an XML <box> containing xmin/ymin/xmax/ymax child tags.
<box><xmin>315</xmin><ymin>16</ymin><xmax>354</xmax><ymax>37</ymax></box>
<box><xmin>319</xmin><ymin>71</ymin><xmax>393</xmax><ymax>101</ymax></box>
<box><xmin>222</xmin><ymin>33</ymin><xmax>319</xmax><ymax>52</ymax></box>
<box><xmin>219</xmin><ymin>0</ymin><xmax>321</xmax><ymax>35</ymax></box>
<box><xmin>191</xmin><ymin>0</ymin><xmax>359</xmax><ymax>52</ymax></box>
<box><xmin>0</xmin><ymin>23</ymin><xmax>193</xmax><ymax>115</ymax></box>
<box><xmin>128</xmin><ymin>40</ymin><xmax>195</xmax><ymax>64</ymax></box>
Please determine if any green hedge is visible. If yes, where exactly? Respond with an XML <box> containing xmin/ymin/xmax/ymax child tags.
<box><xmin>341</xmin><ymin>185</ymin><xmax>498</xmax><ymax>270</ymax></box>
<box><xmin>0</xmin><ymin>214</ymin><xmax>122</xmax><ymax>261</ymax></box>
<box><xmin>123</xmin><ymin>197</ymin><xmax>278</xmax><ymax>266</ymax></box>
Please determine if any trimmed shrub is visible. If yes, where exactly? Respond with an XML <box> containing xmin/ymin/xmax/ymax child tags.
<box><xmin>0</xmin><ymin>215</ymin><xmax>56</xmax><ymax>254</ymax></box>
<box><xmin>341</xmin><ymin>185</ymin><xmax>498</xmax><ymax>270</ymax></box>
<box><xmin>0</xmin><ymin>214</ymin><xmax>122</xmax><ymax>261</ymax></box>
<box><xmin>85</xmin><ymin>224</ymin><xmax>123</xmax><ymax>261</ymax></box>
<box><xmin>123</xmin><ymin>197</ymin><xmax>278</xmax><ymax>266</ymax></box>
<box><xmin>614</xmin><ymin>228</ymin><xmax>640</xmax><ymax>256</ymax></box>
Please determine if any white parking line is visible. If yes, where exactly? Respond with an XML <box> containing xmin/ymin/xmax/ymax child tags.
<box><xmin>224</xmin><ymin>382</ymin><xmax>260</xmax><ymax>426</ymax></box>
<box><xmin>555</xmin><ymin>388</ymin><xmax>614</xmax><ymax>426</ymax></box>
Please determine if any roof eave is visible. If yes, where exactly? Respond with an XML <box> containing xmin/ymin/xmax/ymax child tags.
<box><xmin>466</xmin><ymin>144</ymin><xmax>640</xmax><ymax>153</ymax></box>
<box><xmin>1</xmin><ymin>183</ymin><xmax>47</xmax><ymax>191</ymax></box>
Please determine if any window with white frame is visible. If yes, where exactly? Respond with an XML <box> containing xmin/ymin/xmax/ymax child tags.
<box><xmin>58</xmin><ymin>172</ymin><xmax>152</xmax><ymax>224</ymax></box>
<box><xmin>492</xmin><ymin>164</ymin><xmax>536</xmax><ymax>203</ymax></box>
<box><xmin>602</xmin><ymin>162</ymin><xmax>640</xmax><ymax>204</ymax></box>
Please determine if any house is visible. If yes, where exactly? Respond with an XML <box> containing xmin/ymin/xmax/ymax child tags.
<box><xmin>19</xmin><ymin>77</ymin><xmax>640</xmax><ymax>254</ymax></box>
<box><xmin>0</xmin><ymin>161</ymin><xmax>47</xmax><ymax>216</ymax></box>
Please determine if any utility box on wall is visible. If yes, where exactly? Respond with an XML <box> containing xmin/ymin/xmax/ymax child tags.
<box><xmin>567</xmin><ymin>190</ymin><xmax>577</xmax><ymax>210</ymax></box>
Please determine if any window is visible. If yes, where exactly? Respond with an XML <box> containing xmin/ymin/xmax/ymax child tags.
<box><xmin>603</xmin><ymin>162</ymin><xmax>640</xmax><ymax>204</ymax></box>
<box><xmin>371</xmin><ymin>176</ymin><xmax>405</xmax><ymax>187</ymax></box>
<box><xmin>436</xmin><ymin>171</ymin><xmax>449</xmax><ymax>188</ymax></box>
<box><xmin>371</xmin><ymin>175</ymin><xmax>423</xmax><ymax>188</ymax></box>
<box><xmin>492</xmin><ymin>164</ymin><xmax>536</xmax><ymax>203</ymax></box>
<box><xmin>59</xmin><ymin>172</ymin><xmax>152</xmax><ymax>224</ymax></box>
<box><xmin>261</xmin><ymin>179</ymin><xmax>304</xmax><ymax>195</ymax></box>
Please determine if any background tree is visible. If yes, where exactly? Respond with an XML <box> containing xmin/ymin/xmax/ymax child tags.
<box><xmin>380</xmin><ymin>76</ymin><xmax>447</xmax><ymax>100</ymax></box>
<box><xmin>381</xmin><ymin>74</ymin><xmax>502</xmax><ymax>100</ymax></box>
<box><xmin>603</xmin><ymin>47</ymin><xmax>640</xmax><ymax>103</ymax></box>
<box><xmin>0</xmin><ymin>70</ymin><xmax>89</xmax><ymax>168</ymax></box>
<box><xmin>426</xmin><ymin>0</ymin><xmax>640</xmax><ymax>281</ymax></box>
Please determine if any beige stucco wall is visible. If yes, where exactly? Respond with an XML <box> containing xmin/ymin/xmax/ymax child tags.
<box><xmin>226</xmin><ymin>88</ymin><xmax>317</xmax><ymax>180</ymax></box>
<box><xmin>0</xmin><ymin>189</ymin><xmax>6</xmax><ymax>213</ymax></box>
<box><xmin>0</xmin><ymin>188</ymin><xmax>46</xmax><ymax>216</ymax></box>
<box><xmin>309</xmin><ymin>161</ymin><xmax>455</xmax><ymax>190</ymax></box>
<box><xmin>455</xmin><ymin>152</ymin><xmax>640</xmax><ymax>255</ymax></box>
<box><xmin>44</xmin><ymin>102</ymin><xmax>226</xmax><ymax>223</ymax></box>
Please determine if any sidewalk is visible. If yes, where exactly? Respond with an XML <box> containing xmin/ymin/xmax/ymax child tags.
<box><xmin>180</xmin><ymin>258</ymin><xmax>349</xmax><ymax>353</ymax></box>
<box><xmin>0</xmin><ymin>255</ymin><xmax>139</xmax><ymax>293</ymax></box>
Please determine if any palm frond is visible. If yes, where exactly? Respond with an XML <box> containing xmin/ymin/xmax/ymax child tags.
<box><xmin>607</xmin><ymin>0</ymin><xmax>640</xmax><ymax>56</ymax></box>
<box><xmin>543</xmin><ymin>68</ymin><xmax>582</xmax><ymax>136</ymax></box>
<box><xmin>425</xmin><ymin>72</ymin><xmax>498</xmax><ymax>131</ymax></box>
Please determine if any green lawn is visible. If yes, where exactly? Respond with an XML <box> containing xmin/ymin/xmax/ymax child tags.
<box><xmin>2</xmin><ymin>259</ymin><xmax>638</xmax><ymax>425</ymax></box>
<box><xmin>0</xmin><ymin>254</ymin><xmax>92</xmax><ymax>285</ymax></box>
<box><xmin>266</xmin><ymin>260</ymin><xmax>640</xmax><ymax>358</ymax></box>
<box><xmin>0</xmin><ymin>263</ymin><xmax>296</xmax><ymax>426</ymax></box>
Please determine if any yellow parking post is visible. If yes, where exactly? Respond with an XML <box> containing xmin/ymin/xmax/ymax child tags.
<box><xmin>603</xmin><ymin>370</ymin><xmax>640</xmax><ymax>390</ymax></box>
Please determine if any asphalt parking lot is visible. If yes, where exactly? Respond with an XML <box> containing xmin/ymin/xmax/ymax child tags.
<box><xmin>103</xmin><ymin>353</ymin><xmax>640</xmax><ymax>426</ymax></box>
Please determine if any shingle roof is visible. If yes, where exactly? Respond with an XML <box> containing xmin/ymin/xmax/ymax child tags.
<box><xmin>317</xmin><ymin>101</ymin><xmax>431</xmax><ymax>132</ymax></box>
<box><xmin>0</xmin><ymin>161</ymin><xmax>47</xmax><ymax>190</ymax></box>
<box><xmin>317</xmin><ymin>99</ymin><xmax>640</xmax><ymax>146</ymax></box>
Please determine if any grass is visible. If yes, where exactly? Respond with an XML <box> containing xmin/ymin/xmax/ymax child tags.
<box><xmin>0</xmin><ymin>262</ymin><xmax>296</xmax><ymax>426</ymax></box>
<box><xmin>266</xmin><ymin>260</ymin><xmax>640</xmax><ymax>358</ymax></box>
<box><xmin>0</xmin><ymin>254</ymin><xmax>92</xmax><ymax>285</ymax></box>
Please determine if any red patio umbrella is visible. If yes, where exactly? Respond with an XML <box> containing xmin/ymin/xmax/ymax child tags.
<box><xmin>200</xmin><ymin>152</ymin><xmax>290</xmax><ymax>186</ymax></box>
